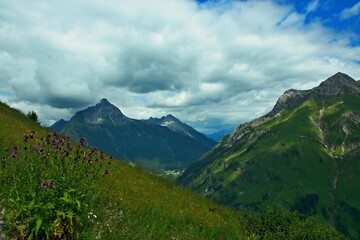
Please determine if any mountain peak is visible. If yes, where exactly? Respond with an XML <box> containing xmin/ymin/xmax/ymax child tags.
<box><xmin>314</xmin><ymin>72</ymin><xmax>360</xmax><ymax>95</ymax></box>
<box><xmin>100</xmin><ymin>98</ymin><xmax>110</xmax><ymax>104</ymax></box>
<box><xmin>267</xmin><ymin>72</ymin><xmax>359</xmax><ymax>117</ymax></box>
<box><xmin>69</xmin><ymin>99</ymin><xmax>128</xmax><ymax>126</ymax></box>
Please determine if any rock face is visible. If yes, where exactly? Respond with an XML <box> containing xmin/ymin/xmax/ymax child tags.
<box><xmin>146</xmin><ymin>114</ymin><xmax>215</xmax><ymax>147</ymax></box>
<box><xmin>314</xmin><ymin>72</ymin><xmax>360</xmax><ymax>95</ymax></box>
<box><xmin>178</xmin><ymin>72</ymin><xmax>360</xmax><ymax>239</ymax></box>
<box><xmin>267</xmin><ymin>72</ymin><xmax>360</xmax><ymax>117</ymax></box>
<box><xmin>51</xmin><ymin>99</ymin><xmax>215</xmax><ymax>171</ymax></box>
<box><xmin>69</xmin><ymin>98</ymin><xmax>129</xmax><ymax>126</ymax></box>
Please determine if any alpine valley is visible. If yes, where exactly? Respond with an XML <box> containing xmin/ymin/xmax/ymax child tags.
<box><xmin>178</xmin><ymin>72</ymin><xmax>360</xmax><ymax>239</ymax></box>
<box><xmin>51</xmin><ymin>99</ymin><xmax>215</xmax><ymax>172</ymax></box>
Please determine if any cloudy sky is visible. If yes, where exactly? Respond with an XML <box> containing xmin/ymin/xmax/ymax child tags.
<box><xmin>1</xmin><ymin>0</ymin><xmax>360</xmax><ymax>133</ymax></box>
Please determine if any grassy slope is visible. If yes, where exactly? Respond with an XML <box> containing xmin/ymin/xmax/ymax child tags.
<box><xmin>0</xmin><ymin>101</ymin><xmax>346</xmax><ymax>239</ymax></box>
<box><xmin>0</xmin><ymin>102</ymin><xmax>247</xmax><ymax>239</ymax></box>
<box><xmin>179</xmin><ymin>94</ymin><xmax>360</xmax><ymax>238</ymax></box>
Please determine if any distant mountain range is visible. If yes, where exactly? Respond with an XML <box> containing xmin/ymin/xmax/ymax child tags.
<box><xmin>178</xmin><ymin>72</ymin><xmax>360</xmax><ymax>239</ymax></box>
<box><xmin>51</xmin><ymin>99</ymin><xmax>215</xmax><ymax>171</ymax></box>
<box><xmin>206</xmin><ymin>129</ymin><xmax>233</xmax><ymax>142</ymax></box>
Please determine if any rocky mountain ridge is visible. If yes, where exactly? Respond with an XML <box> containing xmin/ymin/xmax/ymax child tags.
<box><xmin>51</xmin><ymin>99</ymin><xmax>215</xmax><ymax>171</ymax></box>
<box><xmin>225</xmin><ymin>72</ymin><xmax>360</xmax><ymax>148</ymax></box>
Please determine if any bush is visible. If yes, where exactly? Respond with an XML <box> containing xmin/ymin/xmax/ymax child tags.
<box><xmin>26</xmin><ymin>111</ymin><xmax>39</xmax><ymax>122</ymax></box>
<box><xmin>243</xmin><ymin>204</ymin><xmax>345</xmax><ymax>240</ymax></box>
<box><xmin>0</xmin><ymin>131</ymin><xmax>111</xmax><ymax>239</ymax></box>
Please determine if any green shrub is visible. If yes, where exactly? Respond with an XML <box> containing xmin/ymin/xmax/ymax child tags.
<box><xmin>0</xmin><ymin>131</ymin><xmax>111</xmax><ymax>239</ymax></box>
<box><xmin>26</xmin><ymin>111</ymin><xmax>39</xmax><ymax>123</ymax></box>
<box><xmin>243</xmin><ymin>205</ymin><xmax>345</xmax><ymax>240</ymax></box>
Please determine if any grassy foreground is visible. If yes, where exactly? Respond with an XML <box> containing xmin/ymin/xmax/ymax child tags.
<box><xmin>0</xmin><ymin>101</ymin><xmax>344</xmax><ymax>239</ymax></box>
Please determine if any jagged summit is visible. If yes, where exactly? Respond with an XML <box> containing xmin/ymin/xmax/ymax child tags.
<box><xmin>267</xmin><ymin>72</ymin><xmax>359</xmax><ymax>117</ymax></box>
<box><xmin>314</xmin><ymin>72</ymin><xmax>360</xmax><ymax>95</ymax></box>
<box><xmin>146</xmin><ymin>114</ymin><xmax>216</xmax><ymax>146</ymax></box>
<box><xmin>70</xmin><ymin>99</ymin><xmax>128</xmax><ymax>126</ymax></box>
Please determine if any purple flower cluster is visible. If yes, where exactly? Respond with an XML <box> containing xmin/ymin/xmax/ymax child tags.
<box><xmin>23</xmin><ymin>131</ymin><xmax>35</xmax><ymax>143</ymax></box>
<box><xmin>79</xmin><ymin>137</ymin><xmax>86</xmax><ymax>146</ymax></box>
<box><xmin>4</xmin><ymin>130</ymin><xmax>112</xmax><ymax>180</ymax></box>
<box><xmin>40</xmin><ymin>181</ymin><xmax>55</xmax><ymax>189</ymax></box>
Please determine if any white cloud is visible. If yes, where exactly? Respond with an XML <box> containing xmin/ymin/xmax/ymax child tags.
<box><xmin>306</xmin><ymin>0</ymin><xmax>319</xmax><ymax>13</ymax></box>
<box><xmin>0</xmin><ymin>0</ymin><xmax>359</xmax><ymax>133</ymax></box>
<box><xmin>340</xmin><ymin>2</ymin><xmax>360</xmax><ymax>20</ymax></box>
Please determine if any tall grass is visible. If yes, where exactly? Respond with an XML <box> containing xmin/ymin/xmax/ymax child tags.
<box><xmin>0</xmin><ymin>131</ymin><xmax>111</xmax><ymax>239</ymax></box>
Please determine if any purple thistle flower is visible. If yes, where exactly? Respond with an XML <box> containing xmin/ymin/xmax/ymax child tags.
<box><xmin>40</xmin><ymin>182</ymin><xmax>54</xmax><ymax>189</ymax></box>
<box><xmin>79</xmin><ymin>137</ymin><xmax>86</xmax><ymax>146</ymax></box>
<box><xmin>11</xmin><ymin>151</ymin><xmax>17</xmax><ymax>158</ymax></box>
<box><xmin>104</xmin><ymin>168</ymin><xmax>109</xmax><ymax>174</ymax></box>
<box><xmin>32</xmin><ymin>146</ymin><xmax>38</xmax><ymax>151</ymax></box>
<box><xmin>39</xmin><ymin>147</ymin><xmax>44</xmax><ymax>152</ymax></box>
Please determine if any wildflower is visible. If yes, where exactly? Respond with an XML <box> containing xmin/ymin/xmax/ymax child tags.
<box><xmin>79</xmin><ymin>137</ymin><xmax>86</xmax><ymax>146</ymax></box>
<box><xmin>11</xmin><ymin>151</ymin><xmax>17</xmax><ymax>158</ymax></box>
<box><xmin>52</xmin><ymin>139</ymin><xmax>59</xmax><ymax>147</ymax></box>
<box><xmin>104</xmin><ymin>168</ymin><xmax>109</xmax><ymax>174</ymax></box>
<box><xmin>39</xmin><ymin>147</ymin><xmax>44</xmax><ymax>152</ymax></box>
<box><xmin>32</xmin><ymin>146</ymin><xmax>38</xmax><ymax>151</ymax></box>
<box><xmin>40</xmin><ymin>181</ymin><xmax>55</xmax><ymax>189</ymax></box>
